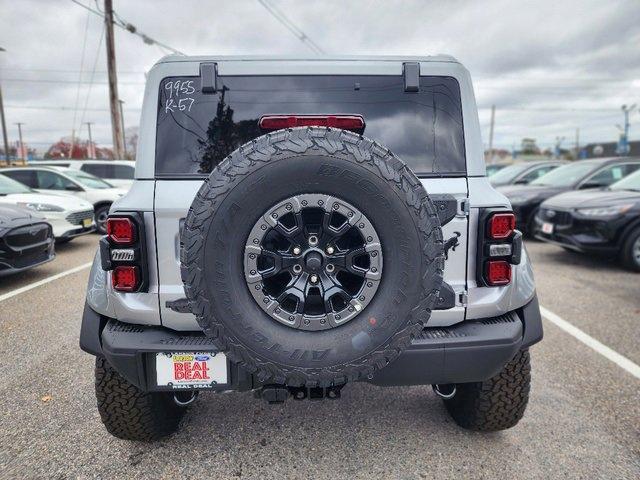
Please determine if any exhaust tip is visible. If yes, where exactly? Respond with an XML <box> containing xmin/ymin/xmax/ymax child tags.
<box><xmin>173</xmin><ymin>391</ymin><xmax>198</xmax><ymax>407</ymax></box>
<box><xmin>432</xmin><ymin>384</ymin><xmax>456</xmax><ymax>399</ymax></box>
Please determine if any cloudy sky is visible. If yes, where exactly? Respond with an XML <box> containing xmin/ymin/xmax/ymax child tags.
<box><xmin>1</xmin><ymin>0</ymin><xmax>639</xmax><ymax>155</ymax></box>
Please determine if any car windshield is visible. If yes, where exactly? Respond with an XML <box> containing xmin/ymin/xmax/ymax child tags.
<box><xmin>489</xmin><ymin>164</ymin><xmax>530</xmax><ymax>183</ymax></box>
<box><xmin>530</xmin><ymin>162</ymin><xmax>596</xmax><ymax>187</ymax></box>
<box><xmin>63</xmin><ymin>170</ymin><xmax>113</xmax><ymax>189</ymax></box>
<box><xmin>610</xmin><ymin>169</ymin><xmax>640</xmax><ymax>191</ymax></box>
<box><xmin>0</xmin><ymin>174</ymin><xmax>33</xmax><ymax>195</ymax></box>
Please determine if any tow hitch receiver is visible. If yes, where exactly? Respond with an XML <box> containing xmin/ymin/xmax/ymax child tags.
<box><xmin>258</xmin><ymin>385</ymin><xmax>344</xmax><ymax>404</ymax></box>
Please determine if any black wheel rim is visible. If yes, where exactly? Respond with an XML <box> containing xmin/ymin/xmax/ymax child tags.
<box><xmin>244</xmin><ymin>193</ymin><xmax>383</xmax><ymax>331</ymax></box>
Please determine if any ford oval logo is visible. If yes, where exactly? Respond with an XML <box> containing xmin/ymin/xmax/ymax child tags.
<box><xmin>546</xmin><ymin>210</ymin><xmax>556</xmax><ymax>219</ymax></box>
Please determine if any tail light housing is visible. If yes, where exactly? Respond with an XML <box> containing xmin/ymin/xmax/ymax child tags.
<box><xmin>485</xmin><ymin>260</ymin><xmax>512</xmax><ymax>286</ymax></box>
<box><xmin>488</xmin><ymin>213</ymin><xmax>515</xmax><ymax>239</ymax></box>
<box><xmin>477</xmin><ymin>210</ymin><xmax>522</xmax><ymax>287</ymax></box>
<box><xmin>112</xmin><ymin>266</ymin><xmax>139</xmax><ymax>292</ymax></box>
<box><xmin>107</xmin><ymin>217</ymin><xmax>136</xmax><ymax>244</ymax></box>
<box><xmin>100</xmin><ymin>213</ymin><xmax>148</xmax><ymax>293</ymax></box>
<box><xmin>259</xmin><ymin>115</ymin><xmax>365</xmax><ymax>133</ymax></box>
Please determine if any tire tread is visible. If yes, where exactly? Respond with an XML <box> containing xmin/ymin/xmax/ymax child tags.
<box><xmin>444</xmin><ymin>349</ymin><xmax>531</xmax><ymax>431</ymax></box>
<box><xmin>180</xmin><ymin>127</ymin><xmax>444</xmax><ymax>387</ymax></box>
<box><xmin>94</xmin><ymin>357</ymin><xmax>184</xmax><ymax>441</ymax></box>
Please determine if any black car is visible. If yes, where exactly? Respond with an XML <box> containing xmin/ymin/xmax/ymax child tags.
<box><xmin>489</xmin><ymin>160</ymin><xmax>566</xmax><ymax>187</ymax></box>
<box><xmin>0</xmin><ymin>204</ymin><xmax>55</xmax><ymax>276</ymax></box>
<box><xmin>534</xmin><ymin>169</ymin><xmax>640</xmax><ymax>271</ymax></box>
<box><xmin>497</xmin><ymin>157</ymin><xmax>640</xmax><ymax>233</ymax></box>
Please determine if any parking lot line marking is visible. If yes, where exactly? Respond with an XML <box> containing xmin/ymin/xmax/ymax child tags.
<box><xmin>0</xmin><ymin>262</ymin><xmax>93</xmax><ymax>304</ymax></box>
<box><xmin>540</xmin><ymin>305</ymin><xmax>640</xmax><ymax>380</ymax></box>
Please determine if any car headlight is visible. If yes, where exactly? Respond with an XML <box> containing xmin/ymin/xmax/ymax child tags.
<box><xmin>576</xmin><ymin>204</ymin><xmax>633</xmax><ymax>217</ymax></box>
<box><xmin>17</xmin><ymin>202</ymin><xmax>65</xmax><ymax>212</ymax></box>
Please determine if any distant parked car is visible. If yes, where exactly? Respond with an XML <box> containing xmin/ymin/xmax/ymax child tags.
<box><xmin>485</xmin><ymin>162</ymin><xmax>510</xmax><ymax>176</ymax></box>
<box><xmin>489</xmin><ymin>160</ymin><xmax>566</xmax><ymax>187</ymax></box>
<box><xmin>1</xmin><ymin>166</ymin><xmax>126</xmax><ymax>234</ymax></box>
<box><xmin>33</xmin><ymin>160</ymin><xmax>135</xmax><ymax>188</ymax></box>
<box><xmin>497</xmin><ymin>157</ymin><xmax>640</xmax><ymax>234</ymax></box>
<box><xmin>535</xmin><ymin>169</ymin><xmax>640</xmax><ymax>271</ymax></box>
<box><xmin>0</xmin><ymin>173</ymin><xmax>95</xmax><ymax>241</ymax></box>
<box><xmin>0</xmin><ymin>204</ymin><xmax>55</xmax><ymax>276</ymax></box>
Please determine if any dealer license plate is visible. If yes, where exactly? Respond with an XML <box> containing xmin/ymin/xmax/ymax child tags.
<box><xmin>82</xmin><ymin>217</ymin><xmax>92</xmax><ymax>228</ymax></box>
<box><xmin>155</xmin><ymin>352</ymin><xmax>227</xmax><ymax>388</ymax></box>
<box><xmin>541</xmin><ymin>222</ymin><xmax>554</xmax><ymax>234</ymax></box>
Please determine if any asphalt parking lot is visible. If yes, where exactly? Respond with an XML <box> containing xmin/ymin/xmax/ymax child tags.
<box><xmin>0</xmin><ymin>236</ymin><xmax>638</xmax><ymax>479</ymax></box>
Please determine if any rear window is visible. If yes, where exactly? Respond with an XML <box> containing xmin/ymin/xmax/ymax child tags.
<box><xmin>155</xmin><ymin>75</ymin><xmax>466</xmax><ymax>177</ymax></box>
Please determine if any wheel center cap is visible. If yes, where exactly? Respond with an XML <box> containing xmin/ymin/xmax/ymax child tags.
<box><xmin>304</xmin><ymin>251</ymin><xmax>323</xmax><ymax>272</ymax></box>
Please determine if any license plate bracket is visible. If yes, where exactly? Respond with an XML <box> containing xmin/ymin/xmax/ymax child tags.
<box><xmin>155</xmin><ymin>351</ymin><xmax>228</xmax><ymax>389</ymax></box>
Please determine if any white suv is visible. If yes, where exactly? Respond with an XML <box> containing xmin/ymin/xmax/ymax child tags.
<box><xmin>80</xmin><ymin>55</ymin><xmax>543</xmax><ymax>441</ymax></box>
<box><xmin>33</xmin><ymin>160</ymin><xmax>135</xmax><ymax>189</ymax></box>
<box><xmin>1</xmin><ymin>166</ymin><xmax>126</xmax><ymax>234</ymax></box>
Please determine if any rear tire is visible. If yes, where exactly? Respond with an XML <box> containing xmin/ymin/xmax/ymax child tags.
<box><xmin>620</xmin><ymin>227</ymin><xmax>640</xmax><ymax>272</ymax></box>
<box><xmin>442</xmin><ymin>349</ymin><xmax>531</xmax><ymax>431</ymax></box>
<box><xmin>94</xmin><ymin>357</ymin><xmax>186</xmax><ymax>441</ymax></box>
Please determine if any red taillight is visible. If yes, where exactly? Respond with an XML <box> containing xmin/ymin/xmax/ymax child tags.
<box><xmin>107</xmin><ymin>217</ymin><xmax>136</xmax><ymax>244</ymax></box>
<box><xmin>112</xmin><ymin>265</ymin><xmax>139</xmax><ymax>292</ymax></box>
<box><xmin>486</xmin><ymin>260</ymin><xmax>511</xmax><ymax>286</ymax></box>
<box><xmin>259</xmin><ymin>115</ymin><xmax>365</xmax><ymax>132</ymax></box>
<box><xmin>488</xmin><ymin>213</ymin><xmax>515</xmax><ymax>239</ymax></box>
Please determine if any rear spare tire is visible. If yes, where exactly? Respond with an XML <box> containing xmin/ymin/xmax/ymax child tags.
<box><xmin>180</xmin><ymin>127</ymin><xmax>444</xmax><ymax>387</ymax></box>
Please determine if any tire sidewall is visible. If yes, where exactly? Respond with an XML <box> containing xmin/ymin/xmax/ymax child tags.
<box><xmin>200</xmin><ymin>153</ymin><xmax>426</xmax><ymax>370</ymax></box>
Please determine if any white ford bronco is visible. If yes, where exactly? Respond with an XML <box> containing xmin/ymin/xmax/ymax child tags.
<box><xmin>80</xmin><ymin>55</ymin><xmax>543</xmax><ymax>441</ymax></box>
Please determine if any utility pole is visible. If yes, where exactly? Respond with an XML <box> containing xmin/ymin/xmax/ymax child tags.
<box><xmin>488</xmin><ymin>104</ymin><xmax>495</xmax><ymax>163</ymax></box>
<box><xmin>15</xmin><ymin>122</ymin><xmax>25</xmax><ymax>164</ymax></box>
<box><xmin>618</xmin><ymin>104</ymin><xmax>636</xmax><ymax>156</ymax></box>
<box><xmin>0</xmin><ymin>47</ymin><xmax>10</xmax><ymax>165</ymax></box>
<box><xmin>85</xmin><ymin>122</ymin><xmax>94</xmax><ymax>159</ymax></box>
<box><xmin>104</xmin><ymin>0</ymin><xmax>125</xmax><ymax>158</ymax></box>
<box><xmin>575</xmin><ymin>128</ymin><xmax>580</xmax><ymax>159</ymax></box>
<box><xmin>118</xmin><ymin>99</ymin><xmax>126</xmax><ymax>158</ymax></box>
<box><xmin>554</xmin><ymin>136</ymin><xmax>565</xmax><ymax>159</ymax></box>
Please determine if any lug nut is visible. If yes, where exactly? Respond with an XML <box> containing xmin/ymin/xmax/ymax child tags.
<box><xmin>325</xmin><ymin>245</ymin><xmax>335</xmax><ymax>255</ymax></box>
<box><xmin>308</xmin><ymin>235</ymin><xmax>319</xmax><ymax>246</ymax></box>
<box><xmin>293</xmin><ymin>246</ymin><xmax>302</xmax><ymax>255</ymax></box>
<box><xmin>293</xmin><ymin>264</ymin><xmax>302</xmax><ymax>274</ymax></box>
<box><xmin>325</xmin><ymin>264</ymin><xmax>335</xmax><ymax>273</ymax></box>
<box><xmin>310</xmin><ymin>274</ymin><xmax>319</xmax><ymax>284</ymax></box>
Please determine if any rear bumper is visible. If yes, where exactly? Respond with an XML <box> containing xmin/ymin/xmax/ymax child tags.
<box><xmin>80</xmin><ymin>295</ymin><xmax>543</xmax><ymax>392</ymax></box>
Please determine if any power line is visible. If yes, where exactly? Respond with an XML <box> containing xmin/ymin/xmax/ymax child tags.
<box><xmin>5</xmin><ymin>105</ymin><xmax>141</xmax><ymax>111</ymax></box>
<box><xmin>257</xmin><ymin>0</ymin><xmax>325</xmax><ymax>55</ymax></box>
<box><xmin>71</xmin><ymin>7</ymin><xmax>92</xmax><ymax>150</ymax></box>
<box><xmin>0</xmin><ymin>78</ymin><xmax>145</xmax><ymax>85</ymax></box>
<box><xmin>79</xmin><ymin>23</ymin><xmax>106</xmax><ymax>129</ymax></box>
<box><xmin>70</xmin><ymin>0</ymin><xmax>185</xmax><ymax>55</ymax></box>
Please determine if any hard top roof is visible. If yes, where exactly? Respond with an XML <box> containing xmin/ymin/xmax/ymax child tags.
<box><xmin>155</xmin><ymin>54</ymin><xmax>460</xmax><ymax>66</ymax></box>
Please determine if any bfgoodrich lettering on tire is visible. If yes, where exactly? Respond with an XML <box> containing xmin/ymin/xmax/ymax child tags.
<box><xmin>180</xmin><ymin>127</ymin><xmax>444</xmax><ymax>387</ymax></box>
